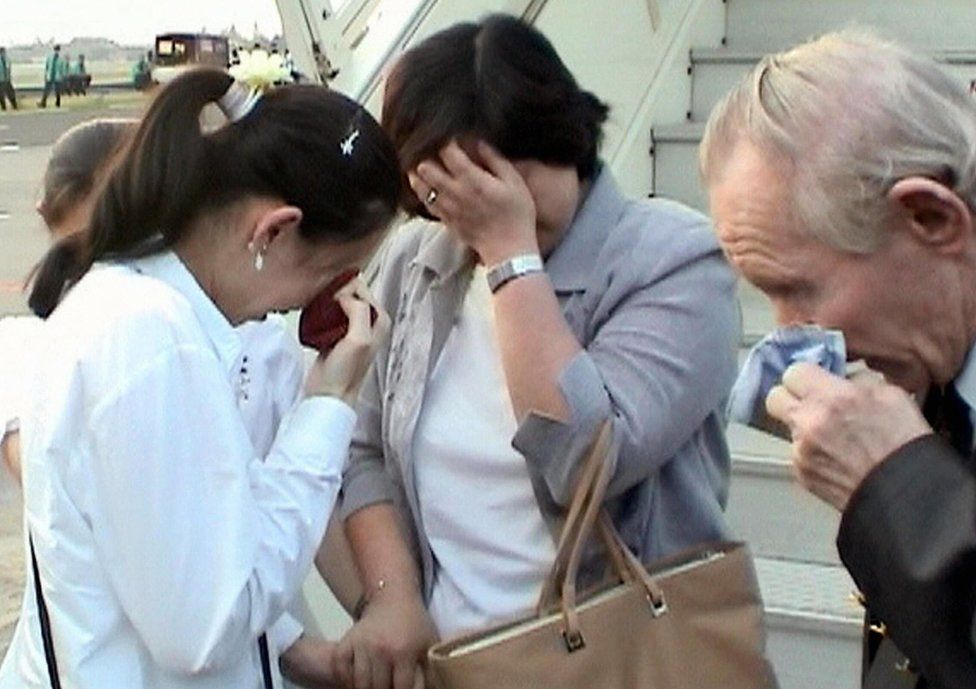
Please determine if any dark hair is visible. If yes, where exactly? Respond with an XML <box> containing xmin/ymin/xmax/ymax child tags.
<box><xmin>382</xmin><ymin>14</ymin><xmax>609</xmax><ymax>218</ymax></box>
<box><xmin>38</xmin><ymin>118</ymin><xmax>136</xmax><ymax>229</ymax></box>
<box><xmin>30</xmin><ymin>68</ymin><xmax>399</xmax><ymax>317</ymax></box>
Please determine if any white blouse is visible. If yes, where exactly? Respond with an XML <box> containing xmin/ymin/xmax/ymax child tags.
<box><xmin>0</xmin><ymin>315</ymin><xmax>43</xmax><ymax>495</ymax></box>
<box><xmin>0</xmin><ymin>252</ymin><xmax>354</xmax><ymax>689</ymax></box>
<box><xmin>237</xmin><ymin>315</ymin><xmax>306</xmax><ymax>457</ymax></box>
<box><xmin>412</xmin><ymin>267</ymin><xmax>556</xmax><ymax>638</ymax></box>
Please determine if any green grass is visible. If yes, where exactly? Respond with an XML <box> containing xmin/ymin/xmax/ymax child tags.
<box><xmin>1</xmin><ymin>90</ymin><xmax>148</xmax><ymax>115</ymax></box>
<box><xmin>9</xmin><ymin>59</ymin><xmax>134</xmax><ymax>89</ymax></box>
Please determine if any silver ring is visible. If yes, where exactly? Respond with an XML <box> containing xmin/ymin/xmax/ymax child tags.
<box><xmin>425</xmin><ymin>188</ymin><xmax>438</xmax><ymax>205</ymax></box>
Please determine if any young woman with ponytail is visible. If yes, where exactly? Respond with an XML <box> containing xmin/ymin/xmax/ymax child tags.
<box><xmin>0</xmin><ymin>68</ymin><xmax>400</xmax><ymax>689</ymax></box>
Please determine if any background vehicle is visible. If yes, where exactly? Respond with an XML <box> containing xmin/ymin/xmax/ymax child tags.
<box><xmin>151</xmin><ymin>32</ymin><xmax>230</xmax><ymax>84</ymax></box>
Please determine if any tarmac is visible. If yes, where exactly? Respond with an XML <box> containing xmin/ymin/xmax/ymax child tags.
<box><xmin>0</xmin><ymin>101</ymin><xmax>145</xmax><ymax>659</ymax></box>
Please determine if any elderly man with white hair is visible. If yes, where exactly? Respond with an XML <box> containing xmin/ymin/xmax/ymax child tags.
<box><xmin>701</xmin><ymin>30</ymin><xmax>976</xmax><ymax>689</ymax></box>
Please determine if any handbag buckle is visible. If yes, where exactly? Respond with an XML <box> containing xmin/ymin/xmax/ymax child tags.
<box><xmin>562</xmin><ymin>628</ymin><xmax>586</xmax><ymax>653</ymax></box>
<box><xmin>648</xmin><ymin>593</ymin><xmax>669</xmax><ymax>618</ymax></box>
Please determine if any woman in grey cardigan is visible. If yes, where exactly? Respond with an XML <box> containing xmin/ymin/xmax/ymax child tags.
<box><xmin>331</xmin><ymin>14</ymin><xmax>740</xmax><ymax>689</ymax></box>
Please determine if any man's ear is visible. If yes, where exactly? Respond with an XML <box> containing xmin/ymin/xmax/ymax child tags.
<box><xmin>248</xmin><ymin>205</ymin><xmax>303</xmax><ymax>253</ymax></box>
<box><xmin>887</xmin><ymin>176</ymin><xmax>973</xmax><ymax>254</ymax></box>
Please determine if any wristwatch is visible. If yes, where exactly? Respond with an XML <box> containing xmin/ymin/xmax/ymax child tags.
<box><xmin>486</xmin><ymin>253</ymin><xmax>544</xmax><ymax>293</ymax></box>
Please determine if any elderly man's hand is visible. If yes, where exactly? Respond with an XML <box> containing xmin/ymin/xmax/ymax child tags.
<box><xmin>765</xmin><ymin>362</ymin><xmax>932</xmax><ymax>512</ymax></box>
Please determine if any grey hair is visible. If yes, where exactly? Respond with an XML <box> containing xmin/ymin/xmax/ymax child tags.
<box><xmin>699</xmin><ymin>29</ymin><xmax>976</xmax><ymax>253</ymax></box>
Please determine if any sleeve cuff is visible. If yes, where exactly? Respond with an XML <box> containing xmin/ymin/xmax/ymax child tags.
<box><xmin>339</xmin><ymin>468</ymin><xmax>397</xmax><ymax>520</ymax></box>
<box><xmin>268</xmin><ymin>396</ymin><xmax>357</xmax><ymax>476</ymax></box>
<box><xmin>512</xmin><ymin>352</ymin><xmax>612</xmax><ymax>504</ymax></box>
<box><xmin>268</xmin><ymin>611</ymin><xmax>304</xmax><ymax>657</ymax></box>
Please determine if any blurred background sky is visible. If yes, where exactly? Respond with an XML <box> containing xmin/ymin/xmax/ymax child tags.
<box><xmin>0</xmin><ymin>0</ymin><xmax>283</xmax><ymax>46</ymax></box>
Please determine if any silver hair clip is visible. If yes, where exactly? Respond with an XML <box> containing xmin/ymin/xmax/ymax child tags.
<box><xmin>218</xmin><ymin>80</ymin><xmax>261</xmax><ymax>123</ymax></box>
<box><xmin>340</xmin><ymin>129</ymin><xmax>360</xmax><ymax>157</ymax></box>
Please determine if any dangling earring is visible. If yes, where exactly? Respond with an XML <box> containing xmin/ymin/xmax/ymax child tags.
<box><xmin>248</xmin><ymin>241</ymin><xmax>265</xmax><ymax>272</ymax></box>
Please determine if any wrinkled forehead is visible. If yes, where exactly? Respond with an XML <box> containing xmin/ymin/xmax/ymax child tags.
<box><xmin>710</xmin><ymin>146</ymin><xmax>801</xmax><ymax>244</ymax></box>
<box><xmin>706</xmin><ymin>142</ymin><xmax>826</xmax><ymax>288</ymax></box>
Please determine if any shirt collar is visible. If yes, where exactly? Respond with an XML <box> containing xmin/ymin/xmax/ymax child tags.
<box><xmin>413</xmin><ymin>219</ymin><xmax>477</xmax><ymax>284</ymax></box>
<box><xmin>954</xmin><ymin>340</ymin><xmax>976</xmax><ymax>414</ymax></box>
<box><xmin>128</xmin><ymin>251</ymin><xmax>243</xmax><ymax>375</ymax></box>
<box><xmin>544</xmin><ymin>165</ymin><xmax>627</xmax><ymax>292</ymax></box>
<box><xmin>413</xmin><ymin>164</ymin><xmax>626</xmax><ymax>291</ymax></box>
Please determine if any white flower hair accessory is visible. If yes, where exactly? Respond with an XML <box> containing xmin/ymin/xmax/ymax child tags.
<box><xmin>220</xmin><ymin>49</ymin><xmax>291</xmax><ymax>123</ymax></box>
<box><xmin>229</xmin><ymin>49</ymin><xmax>290</xmax><ymax>91</ymax></box>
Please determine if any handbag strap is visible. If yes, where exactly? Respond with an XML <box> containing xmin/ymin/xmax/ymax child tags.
<box><xmin>29</xmin><ymin>533</ymin><xmax>275</xmax><ymax>689</ymax></box>
<box><xmin>532</xmin><ymin>422</ymin><xmax>667</xmax><ymax>649</ymax></box>
<box><xmin>558</xmin><ymin>464</ymin><xmax>666</xmax><ymax>647</ymax></box>
<box><xmin>535</xmin><ymin>422</ymin><xmax>613</xmax><ymax>614</ymax></box>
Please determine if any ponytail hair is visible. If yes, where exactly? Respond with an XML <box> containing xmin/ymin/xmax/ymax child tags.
<box><xmin>30</xmin><ymin>68</ymin><xmax>400</xmax><ymax>317</ymax></box>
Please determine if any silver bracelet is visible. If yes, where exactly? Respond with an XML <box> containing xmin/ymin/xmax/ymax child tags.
<box><xmin>486</xmin><ymin>253</ymin><xmax>544</xmax><ymax>293</ymax></box>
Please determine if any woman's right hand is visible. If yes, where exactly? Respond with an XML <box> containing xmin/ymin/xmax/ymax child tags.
<box><xmin>334</xmin><ymin>586</ymin><xmax>437</xmax><ymax>689</ymax></box>
<box><xmin>305</xmin><ymin>276</ymin><xmax>389</xmax><ymax>406</ymax></box>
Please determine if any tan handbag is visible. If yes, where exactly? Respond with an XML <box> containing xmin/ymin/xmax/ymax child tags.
<box><xmin>426</xmin><ymin>423</ymin><xmax>779</xmax><ymax>689</ymax></box>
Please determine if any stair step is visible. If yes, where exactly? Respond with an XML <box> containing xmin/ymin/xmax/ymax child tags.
<box><xmin>729</xmin><ymin>448</ymin><xmax>842</xmax><ymax>565</ymax></box>
<box><xmin>689</xmin><ymin>47</ymin><xmax>976</xmax><ymax>121</ymax></box>
<box><xmin>756</xmin><ymin>557</ymin><xmax>861</xmax><ymax>625</ymax></box>
<box><xmin>650</xmin><ymin>123</ymin><xmax>708</xmax><ymax>211</ymax></box>
<box><xmin>755</xmin><ymin>557</ymin><xmax>863</xmax><ymax>689</ymax></box>
<box><xmin>725</xmin><ymin>0</ymin><xmax>976</xmax><ymax>52</ymax></box>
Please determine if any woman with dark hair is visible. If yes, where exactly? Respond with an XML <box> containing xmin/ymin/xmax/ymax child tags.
<box><xmin>2</xmin><ymin>118</ymin><xmax>135</xmax><ymax>486</ymax></box>
<box><xmin>334</xmin><ymin>14</ymin><xmax>740</xmax><ymax>688</ymax></box>
<box><xmin>0</xmin><ymin>69</ymin><xmax>400</xmax><ymax>688</ymax></box>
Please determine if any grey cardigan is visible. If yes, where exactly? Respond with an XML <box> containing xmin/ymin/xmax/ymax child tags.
<box><xmin>341</xmin><ymin>169</ymin><xmax>740</xmax><ymax>599</ymax></box>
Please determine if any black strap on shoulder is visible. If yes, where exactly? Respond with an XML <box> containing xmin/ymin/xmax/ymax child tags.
<box><xmin>29</xmin><ymin>534</ymin><xmax>62</xmax><ymax>689</ymax></box>
<box><xmin>30</xmin><ymin>533</ymin><xmax>274</xmax><ymax>689</ymax></box>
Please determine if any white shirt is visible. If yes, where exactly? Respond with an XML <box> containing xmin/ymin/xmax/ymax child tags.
<box><xmin>0</xmin><ymin>314</ymin><xmax>302</xmax><ymax>498</ymax></box>
<box><xmin>0</xmin><ymin>252</ymin><xmax>354</xmax><ymax>689</ymax></box>
<box><xmin>0</xmin><ymin>316</ymin><xmax>43</xmax><ymax>495</ymax></box>
<box><xmin>0</xmin><ymin>315</ymin><xmax>44</xmax><ymax>435</ymax></box>
<box><xmin>412</xmin><ymin>267</ymin><xmax>556</xmax><ymax>639</ymax></box>
<box><xmin>953</xmin><ymin>340</ymin><xmax>976</xmax><ymax>447</ymax></box>
<box><xmin>237</xmin><ymin>316</ymin><xmax>305</xmax><ymax>457</ymax></box>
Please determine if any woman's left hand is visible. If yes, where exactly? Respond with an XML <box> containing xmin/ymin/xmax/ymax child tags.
<box><xmin>409</xmin><ymin>141</ymin><xmax>539</xmax><ymax>266</ymax></box>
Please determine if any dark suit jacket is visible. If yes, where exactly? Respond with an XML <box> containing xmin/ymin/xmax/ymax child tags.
<box><xmin>837</xmin><ymin>434</ymin><xmax>976</xmax><ymax>689</ymax></box>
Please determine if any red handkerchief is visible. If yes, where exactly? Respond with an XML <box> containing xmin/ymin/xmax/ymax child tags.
<box><xmin>298</xmin><ymin>269</ymin><xmax>376</xmax><ymax>354</ymax></box>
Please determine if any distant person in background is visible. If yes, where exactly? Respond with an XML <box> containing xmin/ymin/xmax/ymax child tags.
<box><xmin>63</xmin><ymin>52</ymin><xmax>75</xmax><ymax>95</ymax></box>
<box><xmin>0</xmin><ymin>47</ymin><xmax>16</xmax><ymax>111</ymax></box>
<box><xmin>132</xmin><ymin>50</ymin><xmax>153</xmax><ymax>90</ymax></box>
<box><xmin>67</xmin><ymin>54</ymin><xmax>89</xmax><ymax>96</ymax></box>
<box><xmin>58</xmin><ymin>52</ymin><xmax>71</xmax><ymax>97</ymax></box>
<box><xmin>38</xmin><ymin>44</ymin><xmax>62</xmax><ymax>108</ymax></box>
<box><xmin>1</xmin><ymin>119</ymin><xmax>135</xmax><ymax>487</ymax></box>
